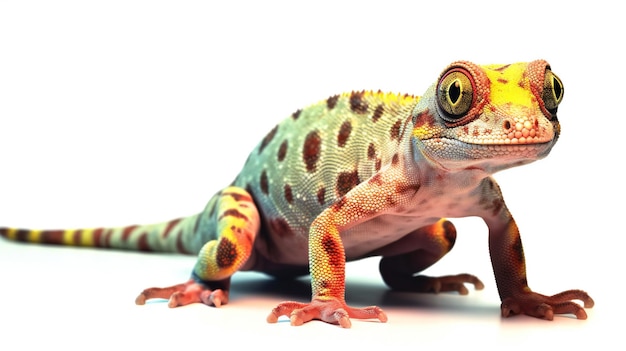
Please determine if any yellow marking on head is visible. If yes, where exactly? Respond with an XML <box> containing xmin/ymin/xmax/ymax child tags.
<box><xmin>483</xmin><ymin>63</ymin><xmax>535</xmax><ymax>108</ymax></box>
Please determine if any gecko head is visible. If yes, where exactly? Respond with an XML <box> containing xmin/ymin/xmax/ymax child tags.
<box><xmin>411</xmin><ymin>60</ymin><xmax>563</xmax><ymax>173</ymax></box>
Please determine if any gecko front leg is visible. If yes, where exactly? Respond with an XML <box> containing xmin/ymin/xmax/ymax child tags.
<box><xmin>267</xmin><ymin>214</ymin><xmax>387</xmax><ymax>328</ymax></box>
<box><xmin>267</xmin><ymin>164</ymin><xmax>418</xmax><ymax>327</ymax></box>
<box><xmin>480</xmin><ymin>178</ymin><xmax>594</xmax><ymax>320</ymax></box>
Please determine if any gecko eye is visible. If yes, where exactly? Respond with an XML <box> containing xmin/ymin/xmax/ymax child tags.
<box><xmin>437</xmin><ymin>68</ymin><xmax>475</xmax><ymax>120</ymax></box>
<box><xmin>542</xmin><ymin>69</ymin><xmax>564</xmax><ymax>114</ymax></box>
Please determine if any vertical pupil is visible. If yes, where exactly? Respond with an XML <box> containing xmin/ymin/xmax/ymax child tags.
<box><xmin>553</xmin><ymin>77</ymin><xmax>562</xmax><ymax>100</ymax></box>
<box><xmin>449</xmin><ymin>80</ymin><xmax>461</xmax><ymax>104</ymax></box>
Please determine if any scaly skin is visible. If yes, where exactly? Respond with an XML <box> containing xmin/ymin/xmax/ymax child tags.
<box><xmin>0</xmin><ymin>60</ymin><xmax>593</xmax><ymax>328</ymax></box>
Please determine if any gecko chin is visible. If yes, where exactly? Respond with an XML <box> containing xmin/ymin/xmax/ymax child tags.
<box><xmin>420</xmin><ymin>137</ymin><xmax>557</xmax><ymax>172</ymax></box>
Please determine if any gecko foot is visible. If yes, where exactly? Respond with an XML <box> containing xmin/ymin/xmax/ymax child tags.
<box><xmin>135</xmin><ymin>279</ymin><xmax>230</xmax><ymax>307</ymax></box>
<box><xmin>412</xmin><ymin>274</ymin><xmax>485</xmax><ymax>295</ymax></box>
<box><xmin>501</xmin><ymin>289</ymin><xmax>594</xmax><ymax>320</ymax></box>
<box><xmin>267</xmin><ymin>297</ymin><xmax>387</xmax><ymax>328</ymax></box>
<box><xmin>382</xmin><ymin>273</ymin><xmax>484</xmax><ymax>295</ymax></box>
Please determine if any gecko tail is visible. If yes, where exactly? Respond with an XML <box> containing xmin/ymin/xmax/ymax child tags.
<box><xmin>0</xmin><ymin>214</ymin><xmax>203</xmax><ymax>255</ymax></box>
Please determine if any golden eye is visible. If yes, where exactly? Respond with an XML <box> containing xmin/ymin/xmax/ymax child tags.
<box><xmin>542</xmin><ymin>69</ymin><xmax>564</xmax><ymax>113</ymax></box>
<box><xmin>437</xmin><ymin>68</ymin><xmax>474</xmax><ymax>119</ymax></box>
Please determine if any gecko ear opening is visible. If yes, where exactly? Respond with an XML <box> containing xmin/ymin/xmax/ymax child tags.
<box><xmin>437</xmin><ymin>68</ymin><xmax>475</xmax><ymax>120</ymax></box>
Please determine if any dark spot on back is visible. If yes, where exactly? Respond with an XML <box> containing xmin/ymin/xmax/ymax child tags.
<box><xmin>260</xmin><ymin>170</ymin><xmax>269</xmax><ymax>195</ymax></box>
<box><xmin>372</xmin><ymin>104</ymin><xmax>384</xmax><ymax>123</ymax></box>
<box><xmin>291</xmin><ymin>109</ymin><xmax>302</xmax><ymax>120</ymax></box>
<box><xmin>284</xmin><ymin>184</ymin><xmax>293</xmax><ymax>204</ymax></box>
<box><xmin>303</xmin><ymin>131</ymin><xmax>322</xmax><ymax>172</ymax></box>
<box><xmin>327</xmin><ymin>95</ymin><xmax>340</xmax><ymax>110</ymax></box>
<box><xmin>390</xmin><ymin>119</ymin><xmax>402</xmax><ymax>141</ymax></box>
<box><xmin>367</xmin><ymin>143</ymin><xmax>376</xmax><ymax>159</ymax></box>
<box><xmin>337</xmin><ymin>120</ymin><xmax>352</xmax><ymax>147</ymax></box>
<box><xmin>349</xmin><ymin>91</ymin><xmax>369</xmax><ymax>114</ymax></box>
<box><xmin>317</xmin><ymin>187</ymin><xmax>326</xmax><ymax>206</ymax></box>
<box><xmin>336</xmin><ymin>170</ymin><xmax>360</xmax><ymax>197</ymax></box>
<box><xmin>277</xmin><ymin>140</ymin><xmax>288</xmax><ymax>162</ymax></box>
<box><xmin>259</xmin><ymin>125</ymin><xmax>278</xmax><ymax>154</ymax></box>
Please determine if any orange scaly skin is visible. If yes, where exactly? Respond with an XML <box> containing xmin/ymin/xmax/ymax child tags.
<box><xmin>0</xmin><ymin>60</ymin><xmax>593</xmax><ymax>328</ymax></box>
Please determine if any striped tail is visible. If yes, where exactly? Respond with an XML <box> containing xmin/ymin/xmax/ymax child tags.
<box><xmin>0</xmin><ymin>214</ymin><xmax>204</xmax><ymax>255</ymax></box>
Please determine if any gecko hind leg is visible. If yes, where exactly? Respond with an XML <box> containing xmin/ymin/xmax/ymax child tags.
<box><xmin>135</xmin><ymin>186</ymin><xmax>259</xmax><ymax>308</ymax></box>
<box><xmin>135</xmin><ymin>277</ymin><xmax>230</xmax><ymax>307</ymax></box>
<box><xmin>378</xmin><ymin>219</ymin><xmax>484</xmax><ymax>294</ymax></box>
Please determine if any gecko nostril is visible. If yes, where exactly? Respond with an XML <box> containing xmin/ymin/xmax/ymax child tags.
<box><xmin>503</xmin><ymin>120</ymin><xmax>512</xmax><ymax>131</ymax></box>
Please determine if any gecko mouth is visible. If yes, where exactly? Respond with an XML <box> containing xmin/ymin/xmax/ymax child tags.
<box><xmin>421</xmin><ymin>137</ymin><xmax>556</xmax><ymax>162</ymax></box>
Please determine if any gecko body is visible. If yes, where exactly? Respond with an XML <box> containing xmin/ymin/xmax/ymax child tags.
<box><xmin>0</xmin><ymin>60</ymin><xmax>593</xmax><ymax>327</ymax></box>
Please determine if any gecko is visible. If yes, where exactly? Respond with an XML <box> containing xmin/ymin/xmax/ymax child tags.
<box><xmin>0</xmin><ymin>60</ymin><xmax>593</xmax><ymax>328</ymax></box>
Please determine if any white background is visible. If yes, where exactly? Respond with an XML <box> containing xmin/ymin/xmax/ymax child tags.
<box><xmin>0</xmin><ymin>0</ymin><xmax>621</xmax><ymax>349</ymax></box>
